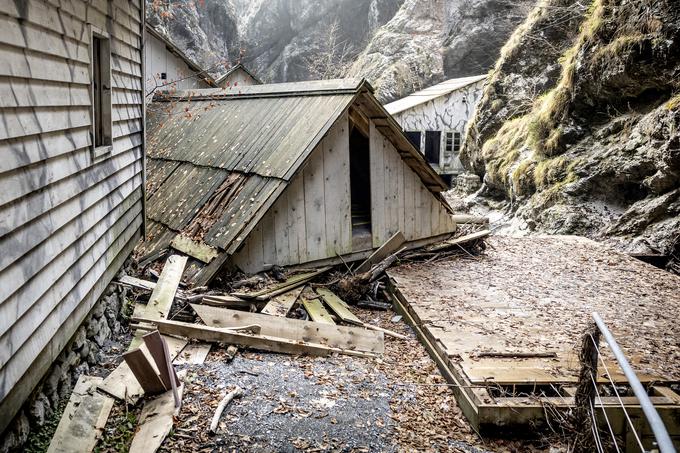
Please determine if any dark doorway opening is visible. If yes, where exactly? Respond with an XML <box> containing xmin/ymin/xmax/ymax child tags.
<box><xmin>425</xmin><ymin>130</ymin><xmax>441</xmax><ymax>165</ymax></box>
<box><xmin>405</xmin><ymin>131</ymin><xmax>421</xmax><ymax>150</ymax></box>
<box><xmin>349</xmin><ymin>124</ymin><xmax>372</xmax><ymax>250</ymax></box>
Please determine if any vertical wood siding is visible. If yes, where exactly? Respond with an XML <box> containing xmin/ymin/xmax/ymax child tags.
<box><xmin>233</xmin><ymin>112</ymin><xmax>455</xmax><ymax>273</ymax></box>
<box><xmin>0</xmin><ymin>0</ymin><xmax>144</xmax><ymax>432</ymax></box>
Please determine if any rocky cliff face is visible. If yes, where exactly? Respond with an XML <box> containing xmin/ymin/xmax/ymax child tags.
<box><xmin>146</xmin><ymin>0</ymin><xmax>533</xmax><ymax>101</ymax></box>
<box><xmin>462</xmin><ymin>0</ymin><xmax>680</xmax><ymax>259</ymax></box>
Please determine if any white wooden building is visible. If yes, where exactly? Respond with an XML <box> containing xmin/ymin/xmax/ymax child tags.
<box><xmin>144</xmin><ymin>24</ymin><xmax>214</xmax><ymax>99</ymax></box>
<box><xmin>385</xmin><ymin>75</ymin><xmax>486</xmax><ymax>184</ymax></box>
<box><xmin>215</xmin><ymin>63</ymin><xmax>261</xmax><ymax>88</ymax></box>
<box><xmin>141</xmin><ymin>79</ymin><xmax>457</xmax><ymax>283</ymax></box>
<box><xmin>0</xmin><ymin>0</ymin><xmax>145</xmax><ymax>432</ymax></box>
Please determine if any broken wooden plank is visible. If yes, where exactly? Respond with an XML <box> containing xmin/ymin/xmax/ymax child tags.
<box><xmin>427</xmin><ymin>229</ymin><xmax>490</xmax><ymax>253</ymax></box>
<box><xmin>122</xmin><ymin>348</ymin><xmax>166</xmax><ymax>395</ymax></box>
<box><xmin>98</xmin><ymin>336</ymin><xmax>187</xmax><ymax>403</ymax></box>
<box><xmin>201</xmin><ymin>294</ymin><xmax>252</xmax><ymax>308</ymax></box>
<box><xmin>142</xmin><ymin>332</ymin><xmax>180</xmax><ymax>390</ymax></box>
<box><xmin>233</xmin><ymin>267</ymin><xmax>331</xmax><ymax>300</ymax></box>
<box><xmin>135</xmin><ymin>255</ymin><xmax>188</xmax><ymax>321</ymax></box>
<box><xmin>47</xmin><ymin>376</ymin><xmax>113</xmax><ymax>453</ymax></box>
<box><xmin>210</xmin><ymin>387</ymin><xmax>243</xmax><ymax>433</ymax></box>
<box><xmin>355</xmin><ymin>231</ymin><xmax>405</xmax><ymax>274</ymax></box>
<box><xmin>191</xmin><ymin>304</ymin><xmax>384</xmax><ymax>354</ymax></box>
<box><xmin>260</xmin><ymin>287</ymin><xmax>303</xmax><ymax>317</ymax></box>
<box><xmin>170</xmin><ymin>234</ymin><xmax>219</xmax><ymax>263</ymax></box>
<box><xmin>450</xmin><ymin>214</ymin><xmax>489</xmax><ymax>225</ymax></box>
<box><xmin>173</xmin><ymin>343</ymin><xmax>212</xmax><ymax>365</ymax></box>
<box><xmin>116</xmin><ymin>275</ymin><xmax>157</xmax><ymax>291</ymax></box>
<box><xmin>316</xmin><ymin>288</ymin><xmax>362</xmax><ymax>324</ymax></box>
<box><xmin>129</xmin><ymin>381</ymin><xmax>185</xmax><ymax>453</ymax></box>
<box><xmin>301</xmin><ymin>297</ymin><xmax>335</xmax><ymax>324</ymax></box>
<box><xmin>149</xmin><ymin>318</ymin><xmax>378</xmax><ymax>358</ymax></box>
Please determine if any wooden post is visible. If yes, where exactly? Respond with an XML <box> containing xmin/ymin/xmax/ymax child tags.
<box><xmin>572</xmin><ymin>323</ymin><xmax>600</xmax><ymax>452</ymax></box>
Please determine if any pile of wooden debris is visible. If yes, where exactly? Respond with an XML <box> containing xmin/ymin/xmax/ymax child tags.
<box><xmin>44</xmin><ymin>227</ymin><xmax>489</xmax><ymax>452</ymax></box>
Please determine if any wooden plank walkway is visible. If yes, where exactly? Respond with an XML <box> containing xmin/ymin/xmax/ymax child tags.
<box><xmin>387</xmin><ymin>235</ymin><xmax>680</xmax><ymax>440</ymax></box>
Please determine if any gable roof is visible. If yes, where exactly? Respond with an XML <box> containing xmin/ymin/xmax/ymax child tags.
<box><xmin>144</xmin><ymin>78</ymin><xmax>448</xmax><ymax>284</ymax></box>
<box><xmin>145</xmin><ymin>23</ymin><xmax>217</xmax><ymax>87</ymax></box>
<box><xmin>214</xmin><ymin>63</ymin><xmax>262</xmax><ymax>85</ymax></box>
<box><xmin>384</xmin><ymin>74</ymin><xmax>487</xmax><ymax>115</ymax></box>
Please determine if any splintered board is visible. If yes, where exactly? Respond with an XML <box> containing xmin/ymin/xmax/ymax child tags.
<box><xmin>386</xmin><ymin>235</ymin><xmax>680</xmax><ymax>444</ymax></box>
<box><xmin>47</xmin><ymin>376</ymin><xmax>113</xmax><ymax>453</ymax></box>
<box><xmin>260</xmin><ymin>287</ymin><xmax>303</xmax><ymax>317</ymax></box>
<box><xmin>301</xmin><ymin>297</ymin><xmax>335</xmax><ymax>324</ymax></box>
<box><xmin>191</xmin><ymin>304</ymin><xmax>384</xmax><ymax>354</ymax></box>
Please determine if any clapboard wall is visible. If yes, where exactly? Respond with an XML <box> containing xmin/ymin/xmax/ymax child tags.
<box><xmin>233</xmin><ymin>111</ymin><xmax>455</xmax><ymax>273</ymax></box>
<box><xmin>0</xmin><ymin>0</ymin><xmax>145</xmax><ymax>432</ymax></box>
<box><xmin>144</xmin><ymin>28</ymin><xmax>211</xmax><ymax>97</ymax></box>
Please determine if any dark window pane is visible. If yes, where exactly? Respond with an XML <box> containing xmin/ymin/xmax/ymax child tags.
<box><xmin>425</xmin><ymin>130</ymin><xmax>441</xmax><ymax>164</ymax></box>
<box><xmin>405</xmin><ymin>131</ymin><xmax>421</xmax><ymax>150</ymax></box>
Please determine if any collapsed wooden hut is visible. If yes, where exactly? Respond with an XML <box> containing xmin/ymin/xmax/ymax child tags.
<box><xmin>142</xmin><ymin>79</ymin><xmax>457</xmax><ymax>285</ymax></box>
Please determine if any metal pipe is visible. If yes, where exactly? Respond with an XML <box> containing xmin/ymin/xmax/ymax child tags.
<box><xmin>592</xmin><ymin>312</ymin><xmax>677</xmax><ymax>453</ymax></box>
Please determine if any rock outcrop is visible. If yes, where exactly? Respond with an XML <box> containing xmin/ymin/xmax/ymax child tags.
<box><xmin>462</xmin><ymin>0</ymin><xmax>680</xmax><ymax>258</ymax></box>
<box><xmin>146</xmin><ymin>0</ymin><xmax>534</xmax><ymax>101</ymax></box>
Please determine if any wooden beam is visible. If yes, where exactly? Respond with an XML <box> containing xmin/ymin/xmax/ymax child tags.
<box><xmin>260</xmin><ymin>287</ymin><xmax>303</xmax><ymax>317</ymax></box>
<box><xmin>116</xmin><ymin>275</ymin><xmax>156</xmax><ymax>291</ymax></box>
<box><xmin>450</xmin><ymin>214</ymin><xmax>489</xmax><ymax>225</ymax></box>
<box><xmin>355</xmin><ymin>231</ymin><xmax>405</xmax><ymax>274</ymax></box>
<box><xmin>129</xmin><ymin>382</ymin><xmax>185</xmax><ymax>453</ymax></box>
<box><xmin>426</xmin><ymin>229</ymin><xmax>490</xmax><ymax>253</ymax></box>
<box><xmin>191</xmin><ymin>304</ymin><xmax>384</xmax><ymax>354</ymax></box>
<box><xmin>135</xmin><ymin>255</ymin><xmax>188</xmax><ymax>321</ymax></box>
<box><xmin>232</xmin><ymin>267</ymin><xmax>331</xmax><ymax>300</ymax></box>
<box><xmin>122</xmin><ymin>348</ymin><xmax>166</xmax><ymax>395</ymax></box>
<box><xmin>47</xmin><ymin>376</ymin><xmax>113</xmax><ymax>453</ymax></box>
<box><xmin>149</xmin><ymin>318</ymin><xmax>378</xmax><ymax>358</ymax></box>
<box><xmin>316</xmin><ymin>288</ymin><xmax>361</xmax><ymax>324</ymax></box>
<box><xmin>301</xmin><ymin>297</ymin><xmax>335</xmax><ymax>324</ymax></box>
<box><xmin>170</xmin><ymin>235</ymin><xmax>218</xmax><ymax>263</ymax></box>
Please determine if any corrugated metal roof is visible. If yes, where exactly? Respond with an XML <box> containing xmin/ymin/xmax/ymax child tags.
<box><xmin>384</xmin><ymin>75</ymin><xmax>487</xmax><ymax>115</ymax></box>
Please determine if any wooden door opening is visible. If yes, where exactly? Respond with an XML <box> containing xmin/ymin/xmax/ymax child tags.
<box><xmin>349</xmin><ymin>125</ymin><xmax>372</xmax><ymax>251</ymax></box>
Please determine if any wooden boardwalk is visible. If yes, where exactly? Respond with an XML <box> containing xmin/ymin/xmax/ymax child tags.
<box><xmin>386</xmin><ymin>235</ymin><xmax>680</xmax><ymax>444</ymax></box>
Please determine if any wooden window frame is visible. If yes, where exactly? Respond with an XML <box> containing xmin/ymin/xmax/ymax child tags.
<box><xmin>90</xmin><ymin>26</ymin><xmax>113</xmax><ymax>159</ymax></box>
<box><xmin>443</xmin><ymin>131</ymin><xmax>462</xmax><ymax>161</ymax></box>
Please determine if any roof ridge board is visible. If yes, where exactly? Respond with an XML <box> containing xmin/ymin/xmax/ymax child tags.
<box><xmin>153</xmin><ymin>88</ymin><xmax>363</xmax><ymax>102</ymax></box>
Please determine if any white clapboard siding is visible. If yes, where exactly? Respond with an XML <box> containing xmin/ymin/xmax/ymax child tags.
<box><xmin>0</xmin><ymin>0</ymin><xmax>145</xmax><ymax>434</ymax></box>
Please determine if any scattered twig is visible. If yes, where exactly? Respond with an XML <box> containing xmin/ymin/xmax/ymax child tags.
<box><xmin>209</xmin><ymin>387</ymin><xmax>243</xmax><ymax>433</ymax></box>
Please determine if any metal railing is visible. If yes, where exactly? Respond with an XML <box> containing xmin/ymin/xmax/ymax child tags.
<box><xmin>575</xmin><ymin>312</ymin><xmax>677</xmax><ymax>453</ymax></box>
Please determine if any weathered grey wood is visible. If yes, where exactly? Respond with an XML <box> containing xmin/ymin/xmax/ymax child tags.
<box><xmin>129</xmin><ymin>382</ymin><xmax>185</xmax><ymax>453</ymax></box>
<box><xmin>170</xmin><ymin>235</ymin><xmax>218</xmax><ymax>263</ymax></box>
<box><xmin>426</xmin><ymin>229</ymin><xmax>490</xmax><ymax>252</ymax></box>
<box><xmin>150</xmin><ymin>318</ymin><xmax>377</xmax><ymax>358</ymax></box>
<box><xmin>355</xmin><ymin>231</ymin><xmax>406</xmax><ymax>274</ymax></box>
<box><xmin>369</xmin><ymin>121</ymin><xmax>386</xmax><ymax>247</ymax></box>
<box><xmin>302</xmin><ymin>298</ymin><xmax>335</xmax><ymax>325</ymax></box>
<box><xmin>260</xmin><ymin>287</ymin><xmax>302</xmax><ymax>317</ymax></box>
<box><xmin>46</xmin><ymin>375</ymin><xmax>113</xmax><ymax>453</ymax></box>
<box><xmin>191</xmin><ymin>304</ymin><xmax>384</xmax><ymax>354</ymax></box>
<box><xmin>116</xmin><ymin>275</ymin><xmax>156</xmax><ymax>292</ymax></box>
<box><xmin>137</xmin><ymin>255</ymin><xmax>188</xmax><ymax>321</ymax></box>
<box><xmin>173</xmin><ymin>343</ymin><xmax>211</xmax><ymax>365</ymax></box>
<box><xmin>315</xmin><ymin>288</ymin><xmax>362</xmax><ymax>324</ymax></box>
<box><xmin>303</xmin><ymin>145</ymin><xmax>326</xmax><ymax>262</ymax></box>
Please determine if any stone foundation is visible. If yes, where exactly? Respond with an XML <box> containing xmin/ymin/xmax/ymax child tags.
<box><xmin>0</xmin><ymin>271</ymin><xmax>130</xmax><ymax>452</ymax></box>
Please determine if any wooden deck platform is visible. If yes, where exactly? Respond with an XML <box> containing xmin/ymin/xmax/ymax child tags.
<box><xmin>386</xmin><ymin>235</ymin><xmax>680</xmax><ymax>445</ymax></box>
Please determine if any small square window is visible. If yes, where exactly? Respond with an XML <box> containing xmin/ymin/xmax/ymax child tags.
<box><xmin>91</xmin><ymin>28</ymin><xmax>112</xmax><ymax>158</ymax></box>
<box><xmin>444</xmin><ymin>131</ymin><xmax>461</xmax><ymax>154</ymax></box>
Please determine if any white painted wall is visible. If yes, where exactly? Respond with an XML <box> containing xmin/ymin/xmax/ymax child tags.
<box><xmin>144</xmin><ymin>31</ymin><xmax>210</xmax><ymax>99</ymax></box>
<box><xmin>391</xmin><ymin>79</ymin><xmax>485</xmax><ymax>176</ymax></box>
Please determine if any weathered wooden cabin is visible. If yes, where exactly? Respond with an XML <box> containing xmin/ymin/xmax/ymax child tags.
<box><xmin>142</xmin><ymin>79</ymin><xmax>457</xmax><ymax>283</ymax></box>
<box><xmin>215</xmin><ymin>63</ymin><xmax>261</xmax><ymax>88</ymax></box>
<box><xmin>0</xmin><ymin>0</ymin><xmax>145</xmax><ymax>432</ymax></box>
<box><xmin>385</xmin><ymin>75</ymin><xmax>486</xmax><ymax>184</ymax></box>
<box><xmin>144</xmin><ymin>23</ymin><xmax>215</xmax><ymax>98</ymax></box>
